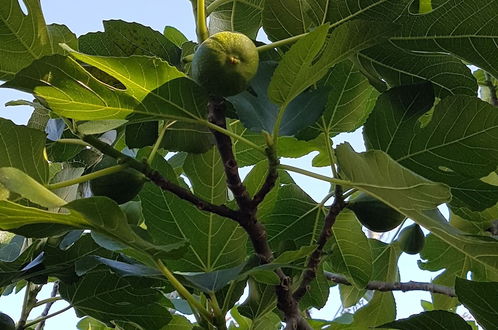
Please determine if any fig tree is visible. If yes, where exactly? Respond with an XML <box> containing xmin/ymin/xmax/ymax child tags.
<box><xmin>348</xmin><ymin>193</ymin><xmax>405</xmax><ymax>232</ymax></box>
<box><xmin>89</xmin><ymin>155</ymin><xmax>146</xmax><ymax>204</ymax></box>
<box><xmin>399</xmin><ymin>224</ymin><xmax>425</xmax><ymax>255</ymax></box>
<box><xmin>191</xmin><ymin>31</ymin><xmax>259</xmax><ymax>96</ymax></box>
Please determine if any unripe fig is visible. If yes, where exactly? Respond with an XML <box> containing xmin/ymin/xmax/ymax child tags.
<box><xmin>348</xmin><ymin>193</ymin><xmax>405</xmax><ymax>232</ymax></box>
<box><xmin>89</xmin><ymin>155</ymin><xmax>146</xmax><ymax>204</ymax></box>
<box><xmin>399</xmin><ymin>224</ymin><xmax>425</xmax><ymax>255</ymax></box>
<box><xmin>191</xmin><ymin>31</ymin><xmax>259</xmax><ymax>96</ymax></box>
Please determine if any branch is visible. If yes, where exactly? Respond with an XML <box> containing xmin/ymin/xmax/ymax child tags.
<box><xmin>324</xmin><ymin>271</ymin><xmax>456</xmax><ymax>297</ymax></box>
<box><xmin>252</xmin><ymin>138</ymin><xmax>279</xmax><ymax>207</ymax></box>
<box><xmin>22</xmin><ymin>305</ymin><xmax>72</xmax><ymax>329</ymax></box>
<box><xmin>207</xmin><ymin>97</ymin><xmax>310</xmax><ymax>329</ymax></box>
<box><xmin>80</xmin><ymin>134</ymin><xmax>239</xmax><ymax>221</ymax></box>
<box><xmin>293</xmin><ymin>185</ymin><xmax>346</xmax><ymax>301</ymax></box>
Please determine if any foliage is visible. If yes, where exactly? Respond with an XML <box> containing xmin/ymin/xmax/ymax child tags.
<box><xmin>0</xmin><ymin>0</ymin><xmax>497</xmax><ymax>329</ymax></box>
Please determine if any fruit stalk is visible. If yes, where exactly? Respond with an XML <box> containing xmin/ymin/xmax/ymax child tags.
<box><xmin>196</xmin><ymin>0</ymin><xmax>209</xmax><ymax>42</ymax></box>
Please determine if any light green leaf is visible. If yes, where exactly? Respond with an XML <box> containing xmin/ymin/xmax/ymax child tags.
<box><xmin>207</xmin><ymin>0</ymin><xmax>264</xmax><ymax>39</ymax></box>
<box><xmin>62</xmin><ymin>45</ymin><xmax>185</xmax><ymax>100</ymax></box>
<box><xmin>350</xmin><ymin>292</ymin><xmax>396</xmax><ymax>328</ymax></box>
<box><xmin>364</xmin><ymin>84</ymin><xmax>498</xmax><ymax>211</ymax></box>
<box><xmin>328</xmin><ymin>209</ymin><xmax>373</xmax><ymax>288</ymax></box>
<box><xmin>47</xmin><ymin>24</ymin><xmax>78</xmax><ymax>54</ymax></box>
<box><xmin>163</xmin><ymin>26</ymin><xmax>188</xmax><ymax>48</ymax></box>
<box><xmin>392</xmin><ymin>0</ymin><xmax>498</xmax><ymax>79</ymax></box>
<box><xmin>377</xmin><ymin>310</ymin><xmax>471</xmax><ymax>330</ymax></box>
<box><xmin>298</xmin><ymin>60</ymin><xmax>379</xmax><ymax>139</ymax></box>
<box><xmin>0</xmin><ymin>118</ymin><xmax>49</xmax><ymax>183</ymax></box>
<box><xmin>0</xmin><ymin>167</ymin><xmax>66</xmax><ymax>208</ymax></box>
<box><xmin>455</xmin><ymin>278</ymin><xmax>498</xmax><ymax>330</ymax></box>
<box><xmin>357</xmin><ymin>42</ymin><xmax>477</xmax><ymax>97</ymax></box>
<box><xmin>0</xmin><ymin>0</ymin><xmax>50</xmax><ymax>79</ymax></box>
<box><xmin>336</xmin><ymin>143</ymin><xmax>451</xmax><ymax>211</ymax></box>
<box><xmin>3</xmin><ymin>55</ymin><xmax>207</xmax><ymax>123</ymax></box>
<box><xmin>262</xmin><ymin>0</ymin><xmax>327</xmax><ymax>41</ymax></box>
<box><xmin>269</xmin><ymin>20</ymin><xmax>396</xmax><ymax>106</ymax></box>
<box><xmin>161</xmin><ymin>315</ymin><xmax>193</xmax><ymax>330</ymax></box>
<box><xmin>336</xmin><ymin>143</ymin><xmax>498</xmax><ymax>274</ymax></box>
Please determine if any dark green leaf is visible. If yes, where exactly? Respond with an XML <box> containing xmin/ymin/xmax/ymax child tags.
<box><xmin>230</xmin><ymin>61</ymin><xmax>328</xmax><ymax>136</ymax></box>
<box><xmin>377</xmin><ymin>310</ymin><xmax>471</xmax><ymax>330</ymax></box>
<box><xmin>364</xmin><ymin>84</ymin><xmax>498</xmax><ymax>211</ymax></box>
<box><xmin>59</xmin><ymin>268</ymin><xmax>172</xmax><ymax>330</ymax></box>
<box><xmin>392</xmin><ymin>0</ymin><xmax>498</xmax><ymax>79</ymax></box>
<box><xmin>125</xmin><ymin>121</ymin><xmax>158</xmax><ymax>148</ymax></box>
<box><xmin>163</xmin><ymin>26</ymin><xmax>188</xmax><ymax>48</ymax></box>
<box><xmin>455</xmin><ymin>277</ymin><xmax>498</xmax><ymax>330</ymax></box>
<box><xmin>160</xmin><ymin>122</ymin><xmax>215</xmax><ymax>154</ymax></box>
<box><xmin>178</xmin><ymin>263</ymin><xmax>246</xmax><ymax>293</ymax></box>
<box><xmin>358</xmin><ymin>43</ymin><xmax>477</xmax><ymax>97</ymax></box>
<box><xmin>263</xmin><ymin>0</ymin><xmax>327</xmax><ymax>41</ymax></box>
<box><xmin>79</xmin><ymin>20</ymin><xmax>181</xmax><ymax>66</ymax></box>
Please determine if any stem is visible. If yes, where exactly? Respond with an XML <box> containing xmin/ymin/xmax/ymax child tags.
<box><xmin>147</xmin><ymin>120</ymin><xmax>176</xmax><ymax>165</ymax></box>
<box><xmin>272</xmin><ymin>104</ymin><xmax>287</xmax><ymax>148</ymax></box>
<box><xmin>23</xmin><ymin>305</ymin><xmax>72</xmax><ymax>329</ymax></box>
<box><xmin>278</xmin><ymin>164</ymin><xmax>350</xmax><ymax>186</ymax></box>
<box><xmin>196</xmin><ymin>0</ymin><xmax>209</xmax><ymax>42</ymax></box>
<box><xmin>16</xmin><ymin>283</ymin><xmax>42</xmax><ymax>330</ymax></box>
<box><xmin>256</xmin><ymin>34</ymin><xmax>307</xmax><ymax>53</ymax></box>
<box><xmin>200</xmin><ymin>119</ymin><xmax>266</xmax><ymax>155</ymax></box>
<box><xmin>33</xmin><ymin>296</ymin><xmax>62</xmax><ymax>308</ymax></box>
<box><xmin>206</xmin><ymin>0</ymin><xmax>232</xmax><ymax>15</ymax></box>
<box><xmin>208</xmin><ymin>292</ymin><xmax>227</xmax><ymax>330</ymax></box>
<box><xmin>153</xmin><ymin>259</ymin><xmax>212</xmax><ymax>322</ymax></box>
<box><xmin>321</xmin><ymin>123</ymin><xmax>338</xmax><ymax>178</ymax></box>
<box><xmin>342</xmin><ymin>188</ymin><xmax>358</xmax><ymax>200</ymax></box>
<box><xmin>55</xmin><ymin>138</ymin><xmax>91</xmax><ymax>147</ymax></box>
<box><xmin>46</xmin><ymin>164</ymin><xmax>129</xmax><ymax>190</ymax></box>
<box><xmin>324</xmin><ymin>272</ymin><xmax>456</xmax><ymax>297</ymax></box>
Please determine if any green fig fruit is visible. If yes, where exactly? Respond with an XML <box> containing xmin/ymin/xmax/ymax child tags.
<box><xmin>191</xmin><ymin>31</ymin><xmax>259</xmax><ymax>96</ymax></box>
<box><xmin>348</xmin><ymin>193</ymin><xmax>405</xmax><ymax>232</ymax></box>
<box><xmin>90</xmin><ymin>155</ymin><xmax>146</xmax><ymax>204</ymax></box>
<box><xmin>0</xmin><ymin>312</ymin><xmax>15</xmax><ymax>330</ymax></box>
<box><xmin>399</xmin><ymin>224</ymin><xmax>425</xmax><ymax>255</ymax></box>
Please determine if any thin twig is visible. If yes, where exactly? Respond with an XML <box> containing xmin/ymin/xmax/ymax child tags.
<box><xmin>23</xmin><ymin>305</ymin><xmax>72</xmax><ymax>329</ymax></box>
<box><xmin>252</xmin><ymin>137</ymin><xmax>279</xmax><ymax>207</ymax></box>
<box><xmin>35</xmin><ymin>282</ymin><xmax>59</xmax><ymax>330</ymax></box>
<box><xmin>80</xmin><ymin>134</ymin><xmax>239</xmax><ymax>221</ymax></box>
<box><xmin>293</xmin><ymin>185</ymin><xmax>346</xmax><ymax>301</ymax></box>
<box><xmin>324</xmin><ymin>271</ymin><xmax>456</xmax><ymax>297</ymax></box>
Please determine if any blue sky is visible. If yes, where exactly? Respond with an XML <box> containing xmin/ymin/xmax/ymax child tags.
<box><xmin>0</xmin><ymin>1</ymin><xmax>444</xmax><ymax>328</ymax></box>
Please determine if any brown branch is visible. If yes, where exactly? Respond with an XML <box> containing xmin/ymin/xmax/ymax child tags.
<box><xmin>324</xmin><ymin>271</ymin><xmax>456</xmax><ymax>297</ymax></box>
<box><xmin>207</xmin><ymin>96</ymin><xmax>253</xmax><ymax>212</ymax></box>
<box><xmin>252</xmin><ymin>142</ymin><xmax>279</xmax><ymax>207</ymax></box>
<box><xmin>293</xmin><ymin>185</ymin><xmax>346</xmax><ymax>302</ymax></box>
<box><xmin>80</xmin><ymin>134</ymin><xmax>239</xmax><ymax>221</ymax></box>
<box><xmin>207</xmin><ymin>97</ymin><xmax>310</xmax><ymax>330</ymax></box>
